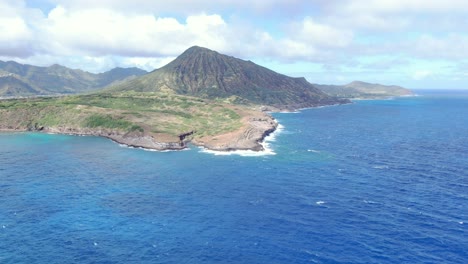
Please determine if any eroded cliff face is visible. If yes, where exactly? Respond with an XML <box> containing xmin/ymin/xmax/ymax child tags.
<box><xmin>193</xmin><ymin>112</ymin><xmax>278</xmax><ymax>152</ymax></box>
<box><xmin>55</xmin><ymin>128</ymin><xmax>186</xmax><ymax>150</ymax></box>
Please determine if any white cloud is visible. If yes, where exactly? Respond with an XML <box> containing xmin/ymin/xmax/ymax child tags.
<box><xmin>0</xmin><ymin>16</ymin><xmax>33</xmax><ymax>56</ymax></box>
<box><xmin>412</xmin><ymin>70</ymin><xmax>432</xmax><ymax>80</ymax></box>
<box><xmin>294</xmin><ymin>18</ymin><xmax>353</xmax><ymax>48</ymax></box>
<box><xmin>12</xmin><ymin>4</ymin><xmax>355</xmax><ymax>67</ymax></box>
<box><xmin>40</xmin><ymin>6</ymin><xmax>231</xmax><ymax>57</ymax></box>
<box><xmin>0</xmin><ymin>1</ymin><xmax>36</xmax><ymax>57</ymax></box>
<box><xmin>342</xmin><ymin>0</ymin><xmax>468</xmax><ymax>14</ymax></box>
<box><xmin>0</xmin><ymin>0</ymin><xmax>466</xmax><ymax>89</ymax></box>
<box><xmin>412</xmin><ymin>34</ymin><xmax>468</xmax><ymax>60</ymax></box>
<box><xmin>47</xmin><ymin>0</ymin><xmax>307</xmax><ymax>15</ymax></box>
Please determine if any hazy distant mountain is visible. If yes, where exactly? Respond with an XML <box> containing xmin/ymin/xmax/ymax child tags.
<box><xmin>0</xmin><ymin>61</ymin><xmax>147</xmax><ymax>97</ymax></box>
<box><xmin>0</xmin><ymin>75</ymin><xmax>43</xmax><ymax>97</ymax></box>
<box><xmin>108</xmin><ymin>46</ymin><xmax>348</xmax><ymax>109</ymax></box>
<box><xmin>96</xmin><ymin>67</ymin><xmax>148</xmax><ymax>86</ymax></box>
<box><xmin>314</xmin><ymin>81</ymin><xmax>413</xmax><ymax>99</ymax></box>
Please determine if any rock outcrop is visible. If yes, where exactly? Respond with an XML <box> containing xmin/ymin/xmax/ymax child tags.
<box><xmin>193</xmin><ymin>112</ymin><xmax>278</xmax><ymax>151</ymax></box>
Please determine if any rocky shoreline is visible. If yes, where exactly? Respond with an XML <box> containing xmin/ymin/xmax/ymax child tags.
<box><xmin>0</xmin><ymin>113</ymin><xmax>278</xmax><ymax>152</ymax></box>
<box><xmin>192</xmin><ymin>114</ymin><xmax>278</xmax><ymax>152</ymax></box>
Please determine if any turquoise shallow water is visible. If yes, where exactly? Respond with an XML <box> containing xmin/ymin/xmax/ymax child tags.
<box><xmin>0</xmin><ymin>90</ymin><xmax>467</xmax><ymax>263</ymax></box>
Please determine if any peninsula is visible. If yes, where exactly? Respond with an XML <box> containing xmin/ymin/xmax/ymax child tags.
<box><xmin>314</xmin><ymin>81</ymin><xmax>414</xmax><ymax>99</ymax></box>
<box><xmin>0</xmin><ymin>46</ymin><xmax>410</xmax><ymax>152</ymax></box>
<box><xmin>0</xmin><ymin>92</ymin><xmax>277</xmax><ymax>151</ymax></box>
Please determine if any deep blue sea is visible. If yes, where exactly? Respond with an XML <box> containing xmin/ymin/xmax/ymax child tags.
<box><xmin>1</xmin><ymin>90</ymin><xmax>467</xmax><ymax>263</ymax></box>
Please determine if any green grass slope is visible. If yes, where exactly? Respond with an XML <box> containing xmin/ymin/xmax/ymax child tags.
<box><xmin>0</xmin><ymin>92</ymin><xmax>243</xmax><ymax>139</ymax></box>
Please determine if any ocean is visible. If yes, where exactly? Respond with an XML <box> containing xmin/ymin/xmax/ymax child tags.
<box><xmin>0</xmin><ymin>90</ymin><xmax>467</xmax><ymax>263</ymax></box>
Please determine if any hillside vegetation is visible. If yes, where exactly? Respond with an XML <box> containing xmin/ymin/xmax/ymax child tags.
<box><xmin>0</xmin><ymin>92</ymin><xmax>244</xmax><ymax>139</ymax></box>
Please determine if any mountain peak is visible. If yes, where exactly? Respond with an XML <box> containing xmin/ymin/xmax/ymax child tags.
<box><xmin>347</xmin><ymin>80</ymin><xmax>368</xmax><ymax>86</ymax></box>
<box><xmin>177</xmin><ymin>46</ymin><xmax>221</xmax><ymax>59</ymax></box>
<box><xmin>185</xmin><ymin>46</ymin><xmax>216</xmax><ymax>53</ymax></box>
<box><xmin>109</xmin><ymin>46</ymin><xmax>348</xmax><ymax>109</ymax></box>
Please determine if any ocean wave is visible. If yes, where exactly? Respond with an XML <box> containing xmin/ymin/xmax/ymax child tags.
<box><xmin>276</xmin><ymin>111</ymin><xmax>300</xmax><ymax>114</ymax></box>
<box><xmin>265</xmin><ymin>123</ymin><xmax>284</xmax><ymax>142</ymax></box>
<box><xmin>199</xmin><ymin>123</ymin><xmax>284</xmax><ymax>157</ymax></box>
<box><xmin>373</xmin><ymin>165</ymin><xmax>389</xmax><ymax>169</ymax></box>
<box><xmin>199</xmin><ymin>147</ymin><xmax>275</xmax><ymax>157</ymax></box>
<box><xmin>199</xmin><ymin>138</ymin><xmax>276</xmax><ymax>157</ymax></box>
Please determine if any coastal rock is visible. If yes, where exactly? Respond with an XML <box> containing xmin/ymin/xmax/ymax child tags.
<box><xmin>193</xmin><ymin>112</ymin><xmax>278</xmax><ymax>152</ymax></box>
<box><xmin>36</xmin><ymin>127</ymin><xmax>185</xmax><ymax>151</ymax></box>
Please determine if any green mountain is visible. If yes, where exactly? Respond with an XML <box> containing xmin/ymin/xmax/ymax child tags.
<box><xmin>108</xmin><ymin>46</ymin><xmax>348</xmax><ymax>109</ymax></box>
<box><xmin>0</xmin><ymin>75</ymin><xmax>43</xmax><ymax>97</ymax></box>
<box><xmin>314</xmin><ymin>81</ymin><xmax>413</xmax><ymax>99</ymax></box>
<box><xmin>0</xmin><ymin>61</ymin><xmax>147</xmax><ymax>97</ymax></box>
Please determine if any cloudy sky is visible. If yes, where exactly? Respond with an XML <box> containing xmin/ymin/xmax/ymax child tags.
<box><xmin>1</xmin><ymin>0</ymin><xmax>467</xmax><ymax>89</ymax></box>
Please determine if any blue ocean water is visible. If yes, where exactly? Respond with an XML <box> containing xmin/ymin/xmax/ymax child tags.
<box><xmin>0</xmin><ymin>90</ymin><xmax>467</xmax><ymax>263</ymax></box>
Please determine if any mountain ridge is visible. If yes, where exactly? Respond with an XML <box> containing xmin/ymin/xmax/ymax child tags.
<box><xmin>314</xmin><ymin>80</ymin><xmax>413</xmax><ymax>99</ymax></box>
<box><xmin>0</xmin><ymin>61</ymin><xmax>147</xmax><ymax>97</ymax></box>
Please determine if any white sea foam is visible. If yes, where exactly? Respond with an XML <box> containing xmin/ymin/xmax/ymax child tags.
<box><xmin>307</xmin><ymin>149</ymin><xmax>320</xmax><ymax>153</ymax></box>
<box><xmin>265</xmin><ymin>123</ymin><xmax>284</xmax><ymax>142</ymax></box>
<box><xmin>199</xmin><ymin>142</ymin><xmax>276</xmax><ymax>157</ymax></box>
<box><xmin>316</xmin><ymin>201</ymin><xmax>326</xmax><ymax>205</ymax></box>
<box><xmin>277</xmin><ymin>111</ymin><xmax>300</xmax><ymax>114</ymax></box>
<box><xmin>199</xmin><ymin>122</ymin><xmax>284</xmax><ymax>157</ymax></box>
<box><xmin>373</xmin><ymin>165</ymin><xmax>389</xmax><ymax>169</ymax></box>
<box><xmin>201</xmin><ymin>149</ymin><xmax>266</xmax><ymax>156</ymax></box>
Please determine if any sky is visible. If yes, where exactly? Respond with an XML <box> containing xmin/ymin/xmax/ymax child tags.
<box><xmin>0</xmin><ymin>0</ymin><xmax>467</xmax><ymax>89</ymax></box>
